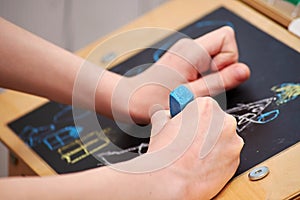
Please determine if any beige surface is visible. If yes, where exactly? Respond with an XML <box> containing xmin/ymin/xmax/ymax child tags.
<box><xmin>1</xmin><ymin>0</ymin><xmax>300</xmax><ymax>199</ymax></box>
<box><xmin>241</xmin><ymin>0</ymin><xmax>294</xmax><ymax>27</ymax></box>
<box><xmin>241</xmin><ymin>0</ymin><xmax>299</xmax><ymax>27</ymax></box>
<box><xmin>0</xmin><ymin>91</ymin><xmax>55</xmax><ymax>176</ymax></box>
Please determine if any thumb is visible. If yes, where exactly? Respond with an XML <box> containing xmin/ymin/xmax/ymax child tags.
<box><xmin>150</xmin><ymin>109</ymin><xmax>170</xmax><ymax>137</ymax></box>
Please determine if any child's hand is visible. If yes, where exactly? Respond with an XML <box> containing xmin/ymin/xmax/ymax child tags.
<box><xmin>125</xmin><ymin>26</ymin><xmax>250</xmax><ymax>124</ymax></box>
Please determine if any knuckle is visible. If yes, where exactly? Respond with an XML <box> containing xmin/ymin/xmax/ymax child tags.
<box><xmin>195</xmin><ymin>96</ymin><xmax>216</xmax><ymax>110</ymax></box>
<box><xmin>194</xmin><ymin>97</ymin><xmax>226</xmax><ymax>121</ymax></box>
<box><xmin>221</xmin><ymin>26</ymin><xmax>235</xmax><ymax>37</ymax></box>
<box><xmin>176</xmin><ymin>38</ymin><xmax>193</xmax><ymax>46</ymax></box>
<box><xmin>232</xmin><ymin>156</ymin><xmax>241</xmax><ymax>169</ymax></box>
<box><xmin>227</xmin><ymin>141</ymin><xmax>243</xmax><ymax>163</ymax></box>
<box><xmin>225</xmin><ymin>113</ymin><xmax>237</xmax><ymax>132</ymax></box>
<box><xmin>230</xmin><ymin>134</ymin><xmax>244</xmax><ymax>156</ymax></box>
<box><xmin>171</xmin><ymin>38</ymin><xmax>193</xmax><ymax>51</ymax></box>
<box><xmin>228</xmin><ymin>51</ymin><xmax>239</xmax><ymax>62</ymax></box>
<box><xmin>235</xmin><ymin>135</ymin><xmax>245</xmax><ymax>150</ymax></box>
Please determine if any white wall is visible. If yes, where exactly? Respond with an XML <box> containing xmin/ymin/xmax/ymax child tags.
<box><xmin>0</xmin><ymin>0</ymin><xmax>168</xmax><ymax>51</ymax></box>
<box><xmin>0</xmin><ymin>0</ymin><xmax>168</xmax><ymax>177</ymax></box>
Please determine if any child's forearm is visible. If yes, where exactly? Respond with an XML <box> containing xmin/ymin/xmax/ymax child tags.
<box><xmin>0</xmin><ymin>17</ymin><xmax>124</xmax><ymax>119</ymax></box>
<box><xmin>0</xmin><ymin>17</ymin><xmax>79</xmax><ymax>103</ymax></box>
<box><xmin>0</xmin><ymin>164</ymin><xmax>180</xmax><ymax>200</ymax></box>
<box><xmin>0</xmin><ymin>167</ymin><xmax>122</xmax><ymax>200</ymax></box>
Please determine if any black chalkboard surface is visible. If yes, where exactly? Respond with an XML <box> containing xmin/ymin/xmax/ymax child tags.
<box><xmin>8</xmin><ymin>7</ymin><xmax>300</xmax><ymax>176</ymax></box>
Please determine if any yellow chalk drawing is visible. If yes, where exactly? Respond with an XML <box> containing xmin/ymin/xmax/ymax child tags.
<box><xmin>58</xmin><ymin>129</ymin><xmax>110</xmax><ymax>164</ymax></box>
<box><xmin>271</xmin><ymin>83</ymin><xmax>300</xmax><ymax>105</ymax></box>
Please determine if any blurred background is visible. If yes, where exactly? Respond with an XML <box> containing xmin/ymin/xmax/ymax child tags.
<box><xmin>0</xmin><ymin>0</ymin><xmax>168</xmax><ymax>177</ymax></box>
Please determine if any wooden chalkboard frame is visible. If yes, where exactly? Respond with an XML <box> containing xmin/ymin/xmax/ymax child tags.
<box><xmin>1</xmin><ymin>1</ymin><xmax>300</xmax><ymax>199</ymax></box>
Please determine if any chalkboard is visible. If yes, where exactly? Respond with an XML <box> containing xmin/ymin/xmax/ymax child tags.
<box><xmin>8</xmin><ymin>7</ymin><xmax>300</xmax><ymax>176</ymax></box>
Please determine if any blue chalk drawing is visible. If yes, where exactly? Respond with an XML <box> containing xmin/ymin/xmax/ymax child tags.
<box><xmin>19</xmin><ymin>104</ymin><xmax>89</xmax><ymax>151</ymax></box>
<box><xmin>43</xmin><ymin>126</ymin><xmax>83</xmax><ymax>151</ymax></box>
<box><xmin>194</xmin><ymin>20</ymin><xmax>234</xmax><ymax>29</ymax></box>
<box><xmin>20</xmin><ymin>125</ymin><xmax>56</xmax><ymax>147</ymax></box>
<box><xmin>257</xmin><ymin>109</ymin><xmax>280</xmax><ymax>123</ymax></box>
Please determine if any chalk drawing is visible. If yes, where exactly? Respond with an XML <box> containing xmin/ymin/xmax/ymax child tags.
<box><xmin>194</xmin><ymin>20</ymin><xmax>234</xmax><ymax>29</ymax></box>
<box><xmin>18</xmin><ymin>82</ymin><xmax>300</xmax><ymax>165</ymax></box>
<box><xmin>256</xmin><ymin>109</ymin><xmax>280</xmax><ymax>123</ymax></box>
<box><xmin>58</xmin><ymin>129</ymin><xmax>110</xmax><ymax>164</ymax></box>
<box><xmin>227</xmin><ymin>82</ymin><xmax>300</xmax><ymax>132</ymax></box>
<box><xmin>97</xmin><ymin>143</ymin><xmax>149</xmax><ymax>165</ymax></box>
<box><xmin>20</xmin><ymin>104</ymin><xmax>90</xmax><ymax>150</ymax></box>
<box><xmin>20</xmin><ymin>124</ymin><xmax>55</xmax><ymax>147</ymax></box>
<box><xmin>43</xmin><ymin>126</ymin><xmax>83</xmax><ymax>151</ymax></box>
<box><xmin>271</xmin><ymin>83</ymin><xmax>300</xmax><ymax>105</ymax></box>
<box><xmin>226</xmin><ymin>97</ymin><xmax>277</xmax><ymax>132</ymax></box>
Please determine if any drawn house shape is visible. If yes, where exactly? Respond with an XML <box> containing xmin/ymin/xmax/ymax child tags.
<box><xmin>20</xmin><ymin>124</ymin><xmax>55</xmax><ymax>147</ymax></box>
<box><xmin>42</xmin><ymin>126</ymin><xmax>83</xmax><ymax>151</ymax></box>
<box><xmin>58</xmin><ymin>131</ymin><xmax>110</xmax><ymax>164</ymax></box>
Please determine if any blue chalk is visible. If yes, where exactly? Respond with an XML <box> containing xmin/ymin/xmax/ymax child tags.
<box><xmin>169</xmin><ymin>85</ymin><xmax>194</xmax><ymax>117</ymax></box>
